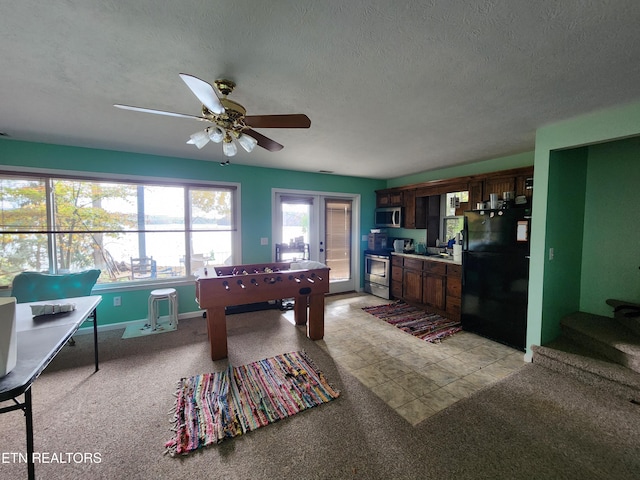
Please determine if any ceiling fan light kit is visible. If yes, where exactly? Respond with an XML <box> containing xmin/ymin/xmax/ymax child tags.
<box><xmin>186</xmin><ymin>129</ymin><xmax>211</xmax><ymax>149</ymax></box>
<box><xmin>222</xmin><ymin>134</ymin><xmax>238</xmax><ymax>157</ymax></box>
<box><xmin>236</xmin><ymin>132</ymin><xmax>258</xmax><ymax>152</ymax></box>
<box><xmin>114</xmin><ymin>73</ymin><xmax>310</xmax><ymax>165</ymax></box>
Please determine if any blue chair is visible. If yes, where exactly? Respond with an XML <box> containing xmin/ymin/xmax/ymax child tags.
<box><xmin>11</xmin><ymin>270</ymin><xmax>101</xmax><ymax>346</ymax></box>
<box><xmin>11</xmin><ymin>270</ymin><xmax>101</xmax><ymax>303</ymax></box>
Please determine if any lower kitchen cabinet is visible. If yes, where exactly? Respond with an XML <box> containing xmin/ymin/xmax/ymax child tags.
<box><xmin>402</xmin><ymin>258</ymin><xmax>424</xmax><ymax>303</ymax></box>
<box><xmin>423</xmin><ymin>262</ymin><xmax>446</xmax><ymax>310</ymax></box>
<box><xmin>445</xmin><ymin>264</ymin><xmax>462</xmax><ymax>320</ymax></box>
<box><xmin>391</xmin><ymin>256</ymin><xmax>403</xmax><ymax>298</ymax></box>
<box><xmin>390</xmin><ymin>254</ymin><xmax>462</xmax><ymax>321</ymax></box>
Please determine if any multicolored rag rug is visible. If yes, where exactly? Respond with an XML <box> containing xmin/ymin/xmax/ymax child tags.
<box><xmin>165</xmin><ymin>351</ymin><xmax>340</xmax><ymax>455</ymax></box>
<box><xmin>362</xmin><ymin>301</ymin><xmax>462</xmax><ymax>343</ymax></box>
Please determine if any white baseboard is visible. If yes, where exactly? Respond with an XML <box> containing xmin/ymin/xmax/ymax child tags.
<box><xmin>74</xmin><ymin>310</ymin><xmax>205</xmax><ymax>336</ymax></box>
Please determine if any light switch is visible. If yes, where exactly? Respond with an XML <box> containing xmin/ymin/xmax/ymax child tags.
<box><xmin>260</xmin><ymin>237</ymin><xmax>269</xmax><ymax>246</ymax></box>
<box><xmin>549</xmin><ymin>247</ymin><xmax>554</xmax><ymax>261</ymax></box>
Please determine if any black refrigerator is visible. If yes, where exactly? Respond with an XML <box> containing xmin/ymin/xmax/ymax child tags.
<box><xmin>462</xmin><ymin>208</ymin><xmax>531</xmax><ymax>351</ymax></box>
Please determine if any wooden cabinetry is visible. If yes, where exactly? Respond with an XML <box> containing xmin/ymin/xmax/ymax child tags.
<box><xmin>483</xmin><ymin>175</ymin><xmax>516</xmax><ymax>200</ymax></box>
<box><xmin>479</xmin><ymin>166</ymin><xmax>534</xmax><ymax>205</ymax></box>
<box><xmin>391</xmin><ymin>255</ymin><xmax>461</xmax><ymax>321</ymax></box>
<box><xmin>402</xmin><ymin>257</ymin><xmax>423</xmax><ymax>303</ymax></box>
<box><xmin>377</xmin><ymin>166</ymin><xmax>534</xmax><ymax>230</ymax></box>
<box><xmin>391</xmin><ymin>256</ymin><xmax>403</xmax><ymax>299</ymax></box>
<box><xmin>376</xmin><ymin>189</ymin><xmax>403</xmax><ymax>207</ymax></box>
<box><xmin>423</xmin><ymin>262</ymin><xmax>446</xmax><ymax>310</ymax></box>
<box><xmin>425</xmin><ymin>195</ymin><xmax>440</xmax><ymax>247</ymax></box>
<box><xmin>402</xmin><ymin>189</ymin><xmax>426</xmax><ymax>229</ymax></box>
<box><xmin>445</xmin><ymin>264</ymin><xmax>462</xmax><ymax>320</ymax></box>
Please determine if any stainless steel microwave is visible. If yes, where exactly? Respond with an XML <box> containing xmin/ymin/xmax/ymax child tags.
<box><xmin>375</xmin><ymin>207</ymin><xmax>402</xmax><ymax>228</ymax></box>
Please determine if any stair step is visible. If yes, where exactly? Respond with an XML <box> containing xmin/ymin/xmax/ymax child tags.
<box><xmin>607</xmin><ymin>299</ymin><xmax>640</xmax><ymax>337</ymax></box>
<box><xmin>561</xmin><ymin>311</ymin><xmax>640</xmax><ymax>374</ymax></box>
<box><xmin>532</xmin><ymin>337</ymin><xmax>640</xmax><ymax>402</ymax></box>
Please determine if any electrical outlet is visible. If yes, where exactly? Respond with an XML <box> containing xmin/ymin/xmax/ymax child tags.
<box><xmin>260</xmin><ymin>237</ymin><xmax>269</xmax><ymax>246</ymax></box>
<box><xmin>113</xmin><ymin>296</ymin><xmax>121</xmax><ymax>307</ymax></box>
<box><xmin>548</xmin><ymin>248</ymin><xmax>554</xmax><ymax>261</ymax></box>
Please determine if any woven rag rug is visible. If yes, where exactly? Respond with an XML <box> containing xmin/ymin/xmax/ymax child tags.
<box><xmin>166</xmin><ymin>350</ymin><xmax>340</xmax><ymax>455</ymax></box>
<box><xmin>362</xmin><ymin>301</ymin><xmax>462</xmax><ymax>343</ymax></box>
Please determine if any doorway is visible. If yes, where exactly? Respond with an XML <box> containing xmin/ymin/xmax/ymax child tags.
<box><xmin>273</xmin><ymin>189</ymin><xmax>359</xmax><ymax>294</ymax></box>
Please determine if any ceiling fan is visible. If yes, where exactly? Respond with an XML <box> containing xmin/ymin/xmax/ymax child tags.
<box><xmin>114</xmin><ymin>74</ymin><xmax>311</xmax><ymax>165</ymax></box>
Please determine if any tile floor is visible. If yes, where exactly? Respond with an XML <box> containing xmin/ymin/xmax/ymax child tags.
<box><xmin>292</xmin><ymin>292</ymin><xmax>527</xmax><ymax>426</ymax></box>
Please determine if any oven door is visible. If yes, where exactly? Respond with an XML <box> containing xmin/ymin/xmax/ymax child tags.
<box><xmin>365</xmin><ymin>254</ymin><xmax>390</xmax><ymax>287</ymax></box>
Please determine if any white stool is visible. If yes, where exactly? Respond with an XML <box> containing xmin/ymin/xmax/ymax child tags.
<box><xmin>148</xmin><ymin>288</ymin><xmax>178</xmax><ymax>330</ymax></box>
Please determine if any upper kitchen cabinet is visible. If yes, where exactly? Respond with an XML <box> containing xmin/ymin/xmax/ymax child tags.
<box><xmin>515</xmin><ymin>171</ymin><xmax>534</xmax><ymax>202</ymax></box>
<box><xmin>376</xmin><ymin>189</ymin><xmax>403</xmax><ymax>207</ymax></box>
<box><xmin>403</xmin><ymin>189</ymin><xmax>426</xmax><ymax>229</ymax></box>
<box><xmin>468</xmin><ymin>180</ymin><xmax>483</xmax><ymax>209</ymax></box>
<box><xmin>483</xmin><ymin>174</ymin><xmax>516</xmax><ymax>200</ymax></box>
<box><xmin>482</xmin><ymin>166</ymin><xmax>534</xmax><ymax>203</ymax></box>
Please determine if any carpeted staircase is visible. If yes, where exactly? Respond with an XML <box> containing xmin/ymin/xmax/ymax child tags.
<box><xmin>532</xmin><ymin>299</ymin><xmax>640</xmax><ymax>402</ymax></box>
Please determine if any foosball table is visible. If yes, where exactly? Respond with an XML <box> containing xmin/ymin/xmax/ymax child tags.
<box><xmin>195</xmin><ymin>262</ymin><xmax>330</xmax><ymax>360</ymax></box>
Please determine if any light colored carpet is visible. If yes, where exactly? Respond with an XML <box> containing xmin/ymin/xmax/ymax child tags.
<box><xmin>1</xmin><ymin>300</ymin><xmax>639</xmax><ymax>479</ymax></box>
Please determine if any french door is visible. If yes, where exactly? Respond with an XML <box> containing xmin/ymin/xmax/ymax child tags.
<box><xmin>273</xmin><ymin>190</ymin><xmax>359</xmax><ymax>294</ymax></box>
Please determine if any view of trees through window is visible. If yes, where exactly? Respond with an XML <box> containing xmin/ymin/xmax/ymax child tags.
<box><xmin>0</xmin><ymin>174</ymin><xmax>237</xmax><ymax>286</ymax></box>
<box><xmin>442</xmin><ymin>191</ymin><xmax>468</xmax><ymax>243</ymax></box>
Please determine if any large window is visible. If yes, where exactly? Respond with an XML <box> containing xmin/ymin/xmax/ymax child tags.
<box><xmin>0</xmin><ymin>173</ymin><xmax>238</xmax><ymax>286</ymax></box>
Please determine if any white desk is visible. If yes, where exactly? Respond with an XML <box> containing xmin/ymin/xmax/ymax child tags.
<box><xmin>0</xmin><ymin>295</ymin><xmax>102</xmax><ymax>480</ymax></box>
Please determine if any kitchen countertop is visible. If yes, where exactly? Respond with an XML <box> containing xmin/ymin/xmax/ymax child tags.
<box><xmin>391</xmin><ymin>251</ymin><xmax>462</xmax><ymax>266</ymax></box>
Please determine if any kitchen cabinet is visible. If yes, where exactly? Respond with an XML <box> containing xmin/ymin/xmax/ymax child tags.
<box><xmin>468</xmin><ymin>180</ymin><xmax>483</xmax><ymax>209</ymax></box>
<box><xmin>391</xmin><ymin>256</ymin><xmax>403</xmax><ymax>298</ymax></box>
<box><xmin>402</xmin><ymin>189</ymin><xmax>426</xmax><ymax>229</ymax></box>
<box><xmin>390</xmin><ymin>254</ymin><xmax>461</xmax><ymax>321</ymax></box>
<box><xmin>423</xmin><ymin>262</ymin><xmax>446</xmax><ymax>310</ymax></box>
<box><xmin>376</xmin><ymin>166</ymin><xmax>534</xmax><ymax>219</ymax></box>
<box><xmin>445</xmin><ymin>264</ymin><xmax>462</xmax><ymax>320</ymax></box>
<box><xmin>376</xmin><ymin>189</ymin><xmax>403</xmax><ymax>207</ymax></box>
<box><xmin>402</xmin><ymin>257</ymin><xmax>424</xmax><ymax>303</ymax></box>
<box><xmin>515</xmin><ymin>172</ymin><xmax>534</xmax><ymax>202</ymax></box>
<box><xmin>483</xmin><ymin>175</ymin><xmax>516</xmax><ymax>200</ymax></box>
<box><xmin>481</xmin><ymin>166</ymin><xmax>534</xmax><ymax>205</ymax></box>
<box><xmin>426</xmin><ymin>195</ymin><xmax>440</xmax><ymax>247</ymax></box>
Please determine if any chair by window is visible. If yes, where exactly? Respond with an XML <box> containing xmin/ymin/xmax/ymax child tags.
<box><xmin>130</xmin><ymin>257</ymin><xmax>157</xmax><ymax>280</ymax></box>
<box><xmin>103</xmin><ymin>250</ymin><xmax>130</xmax><ymax>281</ymax></box>
<box><xmin>10</xmin><ymin>269</ymin><xmax>101</xmax><ymax>346</ymax></box>
<box><xmin>11</xmin><ymin>270</ymin><xmax>101</xmax><ymax>304</ymax></box>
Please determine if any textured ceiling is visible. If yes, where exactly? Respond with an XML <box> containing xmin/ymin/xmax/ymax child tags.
<box><xmin>1</xmin><ymin>1</ymin><xmax>640</xmax><ymax>179</ymax></box>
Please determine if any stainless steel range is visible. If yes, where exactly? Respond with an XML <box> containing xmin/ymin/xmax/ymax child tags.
<box><xmin>364</xmin><ymin>250</ymin><xmax>391</xmax><ymax>299</ymax></box>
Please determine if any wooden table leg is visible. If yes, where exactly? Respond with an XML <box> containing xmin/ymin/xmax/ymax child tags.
<box><xmin>294</xmin><ymin>296</ymin><xmax>308</xmax><ymax>326</ymax></box>
<box><xmin>307</xmin><ymin>293</ymin><xmax>325</xmax><ymax>340</ymax></box>
<box><xmin>206</xmin><ymin>306</ymin><xmax>228</xmax><ymax>360</ymax></box>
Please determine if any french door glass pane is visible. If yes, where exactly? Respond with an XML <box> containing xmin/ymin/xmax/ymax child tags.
<box><xmin>281</xmin><ymin>200</ymin><xmax>311</xmax><ymax>248</ymax></box>
<box><xmin>325</xmin><ymin>199</ymin><xmax>351</xmax><ymax>281</ymax></box>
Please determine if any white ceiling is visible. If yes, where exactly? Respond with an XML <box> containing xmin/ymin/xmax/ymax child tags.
<box><xmin>2</xmin><ymin>1</ymin><xmax>640</xmax><ymax>180</ymax></box>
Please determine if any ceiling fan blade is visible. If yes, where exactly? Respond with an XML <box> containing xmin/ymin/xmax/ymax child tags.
<box><xmin>114</xmin><ymin>104</ymin><xmax>209</xmax><ymax>122</ymax></box>
<box><xmin>243</xmin><ymin>129</ymin><xmax>284</xmax><ymax>152</ymax></box>
<box><xmin>244</xmin><ymin>114</ymin><xmax>311</xmax><ymax>129</ymax></box>
<box><xmin>179</xmin><ymin>73</ymin><xmax>224</xmax><ymax>114</ymax></box>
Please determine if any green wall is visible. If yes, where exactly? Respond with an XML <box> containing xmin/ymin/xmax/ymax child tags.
<box><xmin>580</xmin><ymin>137</ymin><xmax>640</xmax><ymax>315</ymax></box>
<box><xmin>540</xmin><ymin>148</ymin><xmax>588</xmax><ymax>342</ymax></box>
<box><xmin>529</xmin><ymin>100</ymin><xmax>640</xmax><ymax>351</ymax></box>
<box><xmin>0</xmin><ymin>138</ymin><xmax>385</xmax><ymax>326</ymax></box>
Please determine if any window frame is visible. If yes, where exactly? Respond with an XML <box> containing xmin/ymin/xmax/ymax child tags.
<box><xmin>0</xmin><ymin>167</ymin><xmax>241</xmax><ymax>288</ymax></box>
